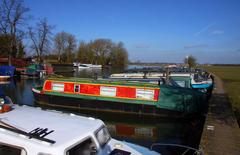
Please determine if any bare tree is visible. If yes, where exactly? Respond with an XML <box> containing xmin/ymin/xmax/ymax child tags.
<box><xmin>110</xmin><ymin>42</ymin><xmax>128</xmax><ymax>68</ymax></box>
<box><xmin>0</xmin><ymin>0</ymin><xmax>29</xmax><ymax>64</ymax></box>
<box><xmin>77</xmin><ymin>41</ymin><xmax>88</xmax><ymax>63</ymax></box>
<box><xmin>54</xmin><ymin>31</ymin><xmax>76</xmax><ymax>63</ymax></box>
<box><xmin>65</xmin><ymin>34</ymin><xmax>76</xmax><ymax>62</ymax></box>
<box><xmin>29</xmin><ymin>18</ymin><xmax>53</xmax><ymax>62</ymax></box>
<box><xmin>184</xmin><ymin>55</ymin><xmax>197</xmax><ymax>68</ymax></box>
<box><xmin>76</xmin><ymin>39</ymin><xmax>128</xmax><ymax>67</ymax></box>
<box><xmin>91</xmin><ymin>39</ymin><xmax>112</xmax><ymax>65</ymax></box>
<box><xmin>54</xmin><ymin>31</ymin><xmax>67</xmax><ymax>62</ymax></box>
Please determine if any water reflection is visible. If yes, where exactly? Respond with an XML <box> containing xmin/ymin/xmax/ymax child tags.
<box><xmin>0</xmin><ymin>67</ymin><xmax>205</xmax><ymax>154</ymax></box>
<box><xmin>1</xmin><ymin>78</ymin><xmax>42</xmax><ymax>106</ymax></box>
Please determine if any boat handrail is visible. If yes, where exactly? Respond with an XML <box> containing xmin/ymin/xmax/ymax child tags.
<box><xmin>0</xmin><ymin>124</ymin><xmax>56</xmax><ymax>144</ymax></box>
<box><xmin>150</xmin><ymin>143</ymin><xmax>204</xmax><ymax>155</ymax></box>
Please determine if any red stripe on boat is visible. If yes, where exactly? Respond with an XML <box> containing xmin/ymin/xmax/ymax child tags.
<box><xmin>44</xmin><ymin>81</ymin><xmax>52</xmax><ymax>91</ymax></box>
<box><xmin>154</xmin><ymin>89</ymin><xmax>160</xmax><ymax>100</ymax></box>
<box><xmin>116</xmin><ymin>87</ymin><xmax>136</xmax><ymax>99</ymax></box>
<box><xmin>64</xmin><ymin>83</ymin><xmax>74</xmax><ymax>92</ymax></box>
<box><xmin>80</xmin><ymin>84</ymin><xmax>100</xmax><ymax>95</ymax></box>
<box><xmin>43</xmin><ymin>80</ymin><xmax>159</xmax><ymax>101</ymax></box>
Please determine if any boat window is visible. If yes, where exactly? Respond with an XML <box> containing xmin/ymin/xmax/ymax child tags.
<box><xmin>52</xmin><ymin>83</ymin><xmax>64</xmax><ymax>92</ymax></box>
<box><xmin>0</xmin><ymin>143</ymin><xmax>27</xmax><ymax>155</ymax></box>
<box><xmin>74</xmin><ymin>84</ymin><xmax>80</xmax><ymax>93</ymax></box>
<box><xmin>66</xmin><ymin>137</ymin><xmax>97</xmax><ymax>155</ymax></box>
<box><xmin>95</xmin><ymin>126</ymin><xmax>111</xmax><ymax>147</ymax></box>
<box><xmin>109</xmin><ymin>149</ymin><xmax>131</xmax><ymax>155</ymax></box>
<box><xmin>136</xmin><ymin>88</ymin><xmax>154</xmax><ymax>100</ymax></box>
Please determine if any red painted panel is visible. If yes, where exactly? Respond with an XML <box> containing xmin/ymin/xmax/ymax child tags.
<box><xmin>116</xmin><ymin>124</ymin><xmax>135</xmax><ymax>136</ymax></box>
<box><xmin>64</xmin><ymin>83</ymin><xmax>74</xmax><ymax>93</ymax></box>
<box><xmin>152</xmin><ymin>128</ymin><xmax>157</xmax><ymax>138</ymax></box>
<box><xmin>44</xmin><ymin>81</ymin><xmax>52</xmax><ymax>91</ymax></box>
<box><xmin>116</xmin><ymin>87</ymin><xmax>136</xmax><ymax>99</ymax></box>
<box><xmin>80</xmin><ymin>84</ymin><xmax>100</xmax><ymax>95</ymax></box>
<box><xmin>154</xmin><ymin>89</ymin><xmax>160</xmax><ymax>101</ymax></box>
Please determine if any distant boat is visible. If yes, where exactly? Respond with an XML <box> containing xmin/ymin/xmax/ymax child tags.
<box><xmin>0</xmin><ymin>66</ymin><xmax>15</xmax><ymax>78</ymax></box>
<box><xmin>17</xmin><ymin>64</ymin><xmax>54</xmax><ymax>78</ymax></box>
<box><xmin>110</xmin><ymin>72</ymin><xmax>213</xmax><ymax>90</ymax></box>
<box><xmin>73</xmin><ymin>62</ymin><xmax>102</xmax><ymax>69</ymax></box>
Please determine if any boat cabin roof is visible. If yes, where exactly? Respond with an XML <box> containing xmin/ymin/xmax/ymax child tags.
<box><xmin>0</xmin><ymin>105</ymin><xmax>104</xmax><ymax>148</ymax></box>
<box><xmin>47</xmin><ymin>77</ymin><xmax>160</xmax><ymax>88</ymax></box>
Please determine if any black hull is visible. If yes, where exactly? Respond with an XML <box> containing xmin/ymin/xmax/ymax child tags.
<box><xmin>33</xmin><ymin>92</ymin><xmax>200</xmax><ymax>118</ymax></box>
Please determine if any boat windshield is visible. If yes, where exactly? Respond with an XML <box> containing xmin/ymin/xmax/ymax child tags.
<box><xmin>66</xmin><ymin>137</ymin><xmax>97</xmax><ymax>155</ymax></box>
<box><xmin>95</xmin><ymin>126</ymin><xmax>111</xmax><ymax>147</ymax></box>
<box><xmin>193</xmin><ymin>73</ymin><xmax>204</xmax><ymax>82</ymax></box>
<box><xmin>109</xmin><ymin>149</ymin><xmax>131</xmax><ymax>155</ymax></box>
<box><xmin>79</xmin><ymin>65</ymin><xmax>88</xmax><ymax>67</ymax></box>
<box><xmin>168</xmin><ymin>78</ymin><xmax>181</xmax><ymax>87</ymax></box>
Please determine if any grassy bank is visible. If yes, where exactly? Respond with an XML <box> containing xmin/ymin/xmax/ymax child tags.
<box><xmin>203</xmin><ymin>66</ymin><xmax>240</xmax><ymax>124</ymax></box>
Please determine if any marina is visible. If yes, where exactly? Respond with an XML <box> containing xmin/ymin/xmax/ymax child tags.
<box><xmin>0</xmin><ymin>67</ymin><xmax>206</xmax><ymax>154</ymax></box>
<box><xmin>0</xmin><ymin>0</ymin><xmax>240</xmax><ymax>154</ymax></box>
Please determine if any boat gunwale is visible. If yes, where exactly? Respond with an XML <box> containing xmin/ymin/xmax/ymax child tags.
<box><xmin>46</xmin><ymin>77</ymin><xmax>160</xmax><ymax>88</ymax></box>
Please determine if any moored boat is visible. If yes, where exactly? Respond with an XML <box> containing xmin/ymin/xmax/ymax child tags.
<box><xmin>74</xmin><ymin>62</ymin><xmax>102</xmax><ymax>69</ymax></box>
<box><xmin>0</xmin><ymin>65</ymin><xmax>15</xmax><ymax>78</ymax></box>
<box><xmin>0</xmin><ymin>104</ymin><xmax>160</xmax><ymax>155</ymax></box>
<box><xmin>110</xmin><ymin>71</ymin><xmax>213</xmax><ymax>91</ymax></box>
<box><xmin>18</xmin><ymin>63</ymin><xmax>53</xmax><ymax>78</ymax></box>
<box><xmin>32</xmin><ymin>77</ymin><xmax>207</xmax><ymax>116</ymax></box>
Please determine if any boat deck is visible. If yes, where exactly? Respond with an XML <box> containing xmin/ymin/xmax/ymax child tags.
<box><xmin>200</xmin><ymin>75</ymin><xmax>240</xmax><ymax>154</ymax></box>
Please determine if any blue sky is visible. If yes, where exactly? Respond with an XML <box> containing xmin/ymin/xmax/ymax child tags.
<box><xmin>25</xmin><ymin>0</ymin><xmax>240</xmax><ymax>64</ymax></box>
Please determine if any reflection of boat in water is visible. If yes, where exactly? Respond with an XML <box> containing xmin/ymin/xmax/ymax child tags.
<box><xmin>0</xmin><ymin>75</ymin><xmax>10</xmax><ymax>81</ymax></box>
<box><xmin>0</xmin><ymin>104</ymin><xmax>159</xmax><ymax>155</ymax></box>
<box><xmin>32</xmin><ymin>77</ymin><xmax>207</xmax><ymax>116</ymax></box>
<box><xmin>0</xmin><ymin>80</ymin><xmax>10</xmax><ymax>85</ymax></box>
<box><xmin>107</xmin><ymin>123</ymin><xmax>157</xmax><ymax>140</ymax></box>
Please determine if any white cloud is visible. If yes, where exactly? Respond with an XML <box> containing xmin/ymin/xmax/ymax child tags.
<box><xmin>194</xmin><ymin>23</ymin><xmax>215</xmax><ymax>36</ymax></box>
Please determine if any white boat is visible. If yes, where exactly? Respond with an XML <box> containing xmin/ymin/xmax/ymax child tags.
<box><xmin>0</xmin><ymin>104</ymin><xmax>160</xmax><ymax>155</ymax></box>
<box><xmin>73</xmin><ymin>62</ymin><xmax>79</xmax><ymax>67</ymax></box>
<box><xmin>83</xmin><ymin>64</ymin><xmax>102</xmax><ymax>68</ymax></box>
<box><xmin>73</xmin><ymin>62</ymin><xmax>102</xmax><ymax>69</ymax></box>
<box><xmin>78</xmin><ymin>64</ymin><xmax>91</xmax><ymax>69</ymax></box>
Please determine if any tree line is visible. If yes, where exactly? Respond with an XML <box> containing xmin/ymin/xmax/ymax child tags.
<box><xmin>0</xmin><ymin>0</ymin><xmax>128</xmax><ymax>68</ymax></box>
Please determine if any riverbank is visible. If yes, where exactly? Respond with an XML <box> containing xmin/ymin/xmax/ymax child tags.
<box><xmin>203</xmin><ymin>66</ymin><xmax>240</xmax><ymax>125</ymax></box>
<box><xmin>200</xmin><ymin>75</ymin><xmax>240</xmax><ymax>154</ymax></box>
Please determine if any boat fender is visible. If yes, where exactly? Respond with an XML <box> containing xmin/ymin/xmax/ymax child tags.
<box><xmin>0</xmin><ymin>104</ymin><xmax>11</xmax><ymax>113</ymax></box>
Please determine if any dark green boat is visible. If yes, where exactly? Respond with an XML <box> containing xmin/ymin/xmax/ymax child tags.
<box><xmin>32</xmin><ymin>77</ymin><xmax>207</xmax><ymax>116</ymax></box>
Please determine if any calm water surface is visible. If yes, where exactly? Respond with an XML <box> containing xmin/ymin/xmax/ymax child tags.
<box><xmin>1</xmin><ymin>66</ymin><xmax>205</xmax><ymax>154</ymax></box>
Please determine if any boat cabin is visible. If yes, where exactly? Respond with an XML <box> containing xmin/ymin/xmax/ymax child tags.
<box><xmin>0</xmin><ymin>105</ymin><xmax>149</xmax><ymax>155</ymax></box>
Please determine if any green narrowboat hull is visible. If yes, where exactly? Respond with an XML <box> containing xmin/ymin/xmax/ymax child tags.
<box><xmin>32</xmin><ymin>77</ymin><xmax>207</xmax><ymax>115</ymax></box>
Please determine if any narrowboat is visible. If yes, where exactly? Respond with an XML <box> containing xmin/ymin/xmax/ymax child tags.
<box><xmin>0</xmin><ymin>104</ymin><xmax>159</xmax><ymax>155</ymax></box>
<box><xmin>110</xmin><ymin>72</ymin><xmax>213</xmax><ymax>91</ymax></box>
<box><xmin>32</xmin><ymin>77</ymin><xmax>207</xmax><ymax>116</ymax></box>
<box><xmin>18</xmin><ymin>64</ymin><xmax>54</xmax><ymax>78</ymax></box>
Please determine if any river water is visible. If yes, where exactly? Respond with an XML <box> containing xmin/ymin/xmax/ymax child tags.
<box><xmin>1</xmin><ymin>66</ymin><xmax>205</xmax><ymax>154</ymax></box>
